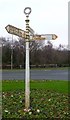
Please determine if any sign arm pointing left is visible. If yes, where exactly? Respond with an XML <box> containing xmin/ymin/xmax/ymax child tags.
<box><xmin>5</xmin><ymin>24</ymin><xmax>26</xmax><ymax>38</ymax></box>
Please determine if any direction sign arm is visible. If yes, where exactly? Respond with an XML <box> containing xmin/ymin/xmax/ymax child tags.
<box><xmin>5</xmin><ymin>24</ymin><xmax>25</xmax><ymax>38</ymax></box>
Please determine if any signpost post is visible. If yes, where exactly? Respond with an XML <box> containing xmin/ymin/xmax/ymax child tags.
<box><xmin>24</xmin><ymin>7</ymin><xmax>31</xmax><ymax>111</ymax></box>
<box><xmin>5</xmin><ymin>7</ymin><xmax>58</xmax><ymax>112</ymax></box>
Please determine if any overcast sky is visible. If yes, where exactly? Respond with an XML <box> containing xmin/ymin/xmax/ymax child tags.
<box><xmin>0</xmin><ymin>0</ymin><xmax>68</xmax><ymax>47</ymax></box>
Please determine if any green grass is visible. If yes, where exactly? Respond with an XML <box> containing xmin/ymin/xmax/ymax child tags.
<box><xmin>0</xmin><ymin>81</ymin><xmax>2</xmax><ymax>90</ymax></box>
<box><xmin>2</xmin><ymin>80</ymin><xmax>69</xmax><ymax>94</ymax></box>
<box><xmin>2</xmin><ymin>80</ymin><xmax>69</xmax><ymax>119</ymax></box>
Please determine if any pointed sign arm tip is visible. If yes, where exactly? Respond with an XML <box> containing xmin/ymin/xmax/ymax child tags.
<box><xmin>55</xmin><ymin>35</ymin><xmax>58</xmax><ymax>39</ymax></box>
<box><xmin>5</xmin><ymin>25</ymin><xmax>10</xmax><ymax>33</ymax></box>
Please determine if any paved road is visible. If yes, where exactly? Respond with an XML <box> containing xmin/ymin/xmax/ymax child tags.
<box><xmin>1</xmin><ymin>69</ymin><xmax>69</xmax><ymax>80</ymax></box>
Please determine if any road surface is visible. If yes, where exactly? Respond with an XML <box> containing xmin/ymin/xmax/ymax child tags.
<box><xmin>1</xmin><ymin>69</ymin><xmax>69</xmax><ymax>80</ymax></box>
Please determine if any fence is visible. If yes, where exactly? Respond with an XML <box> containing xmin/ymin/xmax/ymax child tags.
<box><xmin>2</xmin><ymin>64</ymin><xmax>69</xmax><ymax>69</ymax></box>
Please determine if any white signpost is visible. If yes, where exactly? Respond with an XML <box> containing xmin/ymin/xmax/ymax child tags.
<box><xmin>5</xmin><ymin>7</ymin><xmax>58</xmax><ymax>112</ymax></box>
<box><xmin>24</xmin><ymin>7</ymin><xmax>31</xmax><ymax>112</ymax></box>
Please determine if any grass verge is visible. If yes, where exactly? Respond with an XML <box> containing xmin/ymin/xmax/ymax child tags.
<box><xmin>2</xmin><ymin>80</ymin><xmax>70</xmax><ymax>119</ymax></box>
<box><xmin>2</xmin><ymin>80</ymin><xmax>69</xmax><ymax>94</ymax></box>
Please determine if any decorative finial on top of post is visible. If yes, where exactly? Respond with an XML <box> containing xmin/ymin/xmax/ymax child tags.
<box><xmin>24</xmin><ymin>7</ymin><xmax>31</xmax><ymax>16</ymax></box>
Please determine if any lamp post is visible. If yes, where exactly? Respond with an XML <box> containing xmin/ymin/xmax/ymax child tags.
<box><xmin>24</xmin><ymin>7</ymin><xmax>31</xmax><ymax>111</ymax></box>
